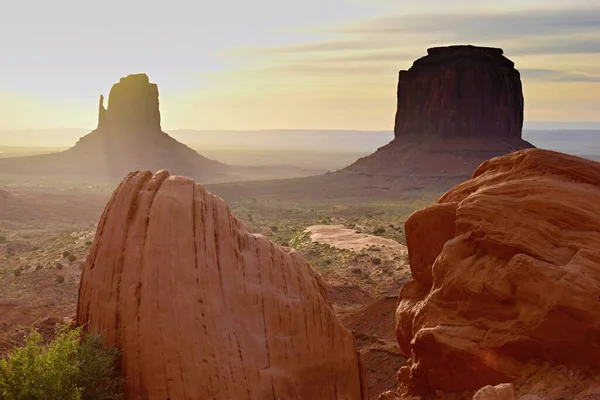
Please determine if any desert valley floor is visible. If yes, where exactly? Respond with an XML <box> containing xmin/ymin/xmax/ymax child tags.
<box><xmin>0</xmin><ymin>177</ymin><xmax>436</xmax><ymax>398</ymax></box>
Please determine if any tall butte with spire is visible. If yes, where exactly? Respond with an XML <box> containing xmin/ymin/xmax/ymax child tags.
<box><xmin>0</xmin><ymin>73</ymin><xmax>229</xmax><ymax>182</ymax></box>
<box><xmin>344</xmin><ymin>45</ymin><xmax>534</xmax><ymax>183</ymax></box>
<box><xmin>64</xmin><ymin>73</ymin><xmax>228</xmax><ymax>180</ymax></box>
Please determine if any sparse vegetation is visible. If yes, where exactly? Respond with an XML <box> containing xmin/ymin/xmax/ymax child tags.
<box><xmin>68</xmin><ymin>254</ymin><xmax>77</xmax><ymax>263</ymax></box>
<box><xmin>56</xmin><ymin>263</ymin><xmax>63</xmax><ymax>270</ymax></box>
<box><xmin>56</xmin><ymin>275</ymin><xmax>65</xmax><ymax>284</ymax></box>
<box><xmin>0</xmin><ymin>325</ymin><xmax>123</xmax><ymax>399</ymax></box>
<box><xmin>350</xmin><ymin>267</ymin><xmax>363</xmax><ymax>275</ymax></box>
<box><xmin>85</xmin><ymin>241</ymin><xmax>93</xmax><ymax>246</ymax></box>
<box><xmin>36</xmin><ymin>264</ymin><xmax>43</xmax><ymax>271</ymax></box>
<box><xmin>289</xmin><ymin>231</ymin><xmax>355</xmax><ymax>274</ymax></box>
<box><xmin>62</xmin><ymin>251</ymin><xmax>71</xmax><ymax>258</ymax></box>
<box><xmin>0</xmin><ymin>234</ymin><xmax>7</xmax><ymax>244</ymax></box>
<box><xmin>373</xmin><ymin>227</ymin><xmax>386</xmax><ymax>235</ymax></box>
<box><xmin>13</xmin><ymin>268</ymin><xmax>22</xmax><ymax>277</ymax></box>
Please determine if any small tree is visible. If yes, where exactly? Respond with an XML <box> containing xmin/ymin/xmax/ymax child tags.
<box><xmin>0</xmin><ymin>325</ymin><xmax>123</xmax><ymax>400</ymax></box>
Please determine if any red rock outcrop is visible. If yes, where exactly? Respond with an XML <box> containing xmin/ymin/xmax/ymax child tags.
<box><xmin>76</xmin><ymin>170</ymin><xmax>368</xmax><ymax>400</ymax></box>
<box><xmin>394</xmin><ymin>45</ymin><xmax>524</xmax><ymax>139</ymax></box>
<box><xmin>394</xmin><ymin>148</ymin><xmax>600</xmax><ymax>395</ymax></box>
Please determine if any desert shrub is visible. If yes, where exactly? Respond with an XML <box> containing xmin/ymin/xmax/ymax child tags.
<box><xmin>0</xmin><ymin>235</ymin><xmax>7</xmax><ymax>244</ymax></box>
<box><xmin>68</xmin><ymin>254</ymin><xmax>77</xmax><ymax>263</ymax></box>
<box><xmin>56</xmin><ymin>263</ymin><xmax>63</xmax><ymax>270</ymax></box>
<box><xmin>36</xmin><ymin>264</ymin><xmax>43</xmax><ymax>271</ymax></box>
<box><xmin>350</xmin><ymin>267</ymin><xmax>362</xmax><ymax>275</ymax></box>
<box><xmin>62</xmin><ymin>251</ymin><xmax>71</xmax><ymax>258</ymax></box>
<box><xmin>270</xmin><ymin>225</ymin><xmax>279</xmax><ymax>233</ymax></box>
<box><xmin>84</xmin><ymin>241</ymin><xmax>93</xmax><ymax>246</ymax></box>
<box><xmin>373</xmin><ymin>227</ymin><xmax>386</xmax><ymax>235</ymax></box>
<box><xmin>56</xmin><ymin>275</ymin><xmax>65</xmax><ymax>284</ymax></box>
<box><xmin>13</xmin><ymin>268</ymin><xmax>22</xmax><ymax>277</ymax></box>
<box><xmin>0</xmin><ymin>325</ymin><xmax>123</xmax><ymax>400</ymax></box>
<box><xmin>371</xmin><ymin>257</ymin><xmax>382</xmax><ymax>265</ymax></box>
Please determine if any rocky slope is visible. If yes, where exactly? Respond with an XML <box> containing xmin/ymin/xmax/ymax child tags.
<box><xmin>392</xmin><ymin>148</ymin><xmax>600</xmax><ymax>398</ymax></box>
<box><xmin>76</xmin><ymin>170</ymin><xmax>368</xmax><ymax>400</ymax></box>
<box><xmin>0</xmin><ymin>74</ymin><xmax>229</xmax><ymax>182</ymax></box>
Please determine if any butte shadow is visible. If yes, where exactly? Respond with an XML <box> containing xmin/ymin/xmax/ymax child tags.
<box><xmin>207</xmin><ymin>45</ymin><xmax>535</xmax><ymax>202</ymax></box>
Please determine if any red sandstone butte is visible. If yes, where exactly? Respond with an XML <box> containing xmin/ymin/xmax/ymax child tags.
<box><xmin>76</xmin><ymin>170</ymin><xmax>368</xmax><ymax>400</ymax></box>
<box><xmin>344</xmin><ymin>46</ymin><xmax>533</xmax><ymax>187</ymax></box>
<box><xmin>395</xmin><ymin>148</ymin><xmax>600</xmax><ymax>395</ymax></box>
<box><xmin>394</xmin><ymin>45</ymin><xmax>523</xmax><ymax>139</ymax></box>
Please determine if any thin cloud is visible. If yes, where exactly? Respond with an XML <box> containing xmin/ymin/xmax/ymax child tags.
<box><xmin>223</xmin><ymin>5</ymin><xmax>600</xmax><ymax>89</ymax></box>
<box><xmin>234</xmin><ymin>40</ymin><xmax>376</xmax><ymax>55</ymax></box>
<box><xmin>520</xmin><ymin>68</ymin><xmax>600</xmax><ymax>82</ymax></box>
<box><xmin>509</xmin><ymin>36</ymin><xmax>600</xmax><ymax>56</ymax></box>
<box><xmin>232</xmin><ymin>7</ymin><xmax>600</xmax><ymax>63</ymax></box>
<box><xmin>328</xmin><ymin>7</ymin><xmax>600</xmax><ymax>41</ymax></box>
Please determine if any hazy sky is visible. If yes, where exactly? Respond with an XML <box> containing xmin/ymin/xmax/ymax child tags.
<box><xmin>1</xmin><ymin>0</ymin><xmax>599</xmax><ymax>130</ymax></box>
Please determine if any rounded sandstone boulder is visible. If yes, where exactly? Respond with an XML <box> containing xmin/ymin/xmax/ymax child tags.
<box><xmin>396</xmin><ymin>148</ymin><xmax>600</xmax><ymax>394</ymax></box>
<box><xmin>77</xmin><ymin>170</ymin><xmax>367</xmax><ymax>400</ymax></box>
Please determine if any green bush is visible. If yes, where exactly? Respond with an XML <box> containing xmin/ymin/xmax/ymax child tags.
<box><xmin>0</xmin><ymin>325</ymin><xmax>123</xmax><ymax>400</ymax></box>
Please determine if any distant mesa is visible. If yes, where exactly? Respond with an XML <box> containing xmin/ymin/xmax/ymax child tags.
<box><xmin>208</xmin><ymin>45</ymin><xmax>536</xmax><ymax>201</ymax></box>
<box><xmin>0</xmin><ymin>73</ymin><xmax>229</xmax><ymax>182</ymax></box>
<box><xmin>344</xmin><ymin>45</ymin><xmax>534</xmax><ymax>182</ymax></box>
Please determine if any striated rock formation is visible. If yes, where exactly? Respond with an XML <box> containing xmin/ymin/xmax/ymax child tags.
<box><xmin>394</xmin><ymin>148</ymin><xmax>600</xmax><ymax>395</ymax></box>
<box><xmin>344</xmin><ymin>45</ymin><xmax>533</xmax><ymax>187</ymax></box>
<box><xmin>0</xmin><ymin>74</ymin><xmax>230</xmax><ymax>182</ymax></box>
<box><xmin>394</xmin><ymin>45</ymin><xmax>524</xmax><ymax>139</ymax></box>
<box><xmin>76</xmin><ymin>170</ymin><xmax>368</xmax><ymax>400</ymax></box>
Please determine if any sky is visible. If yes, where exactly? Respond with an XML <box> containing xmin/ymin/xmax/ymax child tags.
<box><xmin>0</xmin><ymin>0</ymin><xmax>599</xmax><ymax>131</ymax></box>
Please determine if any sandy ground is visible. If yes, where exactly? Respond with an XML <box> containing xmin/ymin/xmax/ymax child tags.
<box><xmin>305</xmin><ymin>224</ymin><xmax>408</xmax><ymax>253</ymax></box>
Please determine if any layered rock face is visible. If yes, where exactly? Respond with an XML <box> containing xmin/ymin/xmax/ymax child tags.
<box><xmin>99</xmin><ymin>74</ymin><xmax>161</xmax><ymax>132</ymax></box>
<box><xmin>394</xmin><ymin>45</ymin><xmax>524</xmax><ymax>139</ymax></box>
<box><xmin>395</xmin><ymin>148</ymin><xmax>600</xmax><ymax>395</ymax></box>
<box><xmin>76</xmin><ymin>171</ymin><xmax>367</xmax><ymax>400</ymax></box>
<box><xmin>344</xmin><ymin>45</ymin><xmax>533</xmax><ymax>186</ymax></box>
